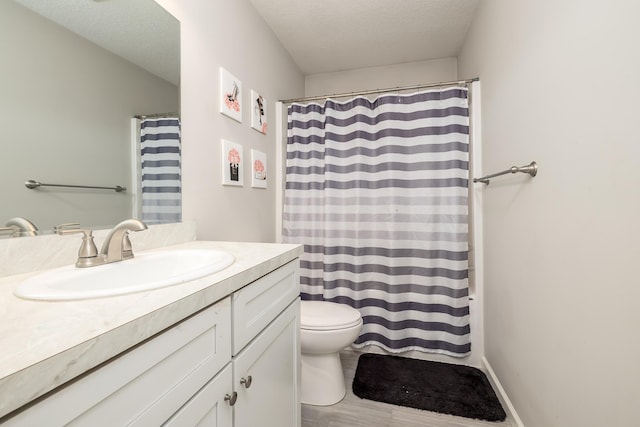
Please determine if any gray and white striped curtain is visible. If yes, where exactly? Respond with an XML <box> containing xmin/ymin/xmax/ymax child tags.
<box><xmin>283</xmin><ymin>88</ymin><xmax>471</xmax><ymax>356</ymax></box>
<box><xmin>140</xmin><ymin>117</ymin><xmax>182</xmax><ymax>224</ymax></box>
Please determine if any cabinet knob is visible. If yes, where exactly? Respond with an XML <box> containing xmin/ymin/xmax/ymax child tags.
<box><xmin>224</xmin><ymin>391</ymin><xmax>238</xmax><ymax>406</ymax></box>
<box><xmin>240</xmin><ymin>375</ymin><xmax>253</xmax><ymax>388</ymax></box>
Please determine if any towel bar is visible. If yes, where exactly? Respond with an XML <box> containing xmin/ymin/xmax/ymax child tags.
<box><xmin>473</xmin><ymin>161</ymin><xmax>537</xmax><ymax>185</ymax></box>
<box><xmin>25</xmin><ymin>180</ymin><xmax>126</xmax><ymax>193</ymax></box>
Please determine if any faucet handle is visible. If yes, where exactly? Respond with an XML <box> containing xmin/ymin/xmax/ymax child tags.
<box><xmin>76</xmin><ymin>230</ymin><xmax>99</xmax><ymax>261</ymax></box>
<box><xmin>56</xmin><ymin>225</ymin><xmax>100</xmax><ymax>267</ymax></box>
<box><xmin>55</xmin><ymin>223</ymin><xmax>81</xmax><ymax>234</ymax></box>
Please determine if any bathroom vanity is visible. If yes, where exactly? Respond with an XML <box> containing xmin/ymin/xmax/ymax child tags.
<box><xmin>0</xmin><ymin>240</ymin><xmax>302</xmax><ymax>426</ymax></box>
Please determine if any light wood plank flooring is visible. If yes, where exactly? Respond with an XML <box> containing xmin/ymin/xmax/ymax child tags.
<box><xmin>302</xmin><ymin>351</ymin><xmax>516</xmax><ymax>427</ymax></box>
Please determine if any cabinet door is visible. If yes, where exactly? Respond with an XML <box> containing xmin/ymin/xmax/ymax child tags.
<box><xmin>163</xmin><ymin>364</ymin><xmax>233</xmax><ymax>427</ymax></box>
<box><xmin>234</xmin><ymin>299</ymin><xmax>300</xmax><ymax>427</ymax></box>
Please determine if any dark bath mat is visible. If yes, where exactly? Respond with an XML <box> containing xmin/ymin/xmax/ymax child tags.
<box><xmin>352</xmin><ymin>353</ymin><xmax>506</xmax><ymax>422</ymax></box>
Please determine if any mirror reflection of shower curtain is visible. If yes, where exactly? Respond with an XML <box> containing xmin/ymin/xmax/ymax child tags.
<box><xmin>283</xmin><ymin>88</ymin><xmax>471</xmax><ymax>357</ymax></box>
<box><xmin>134</xmin><ymin>116</ymin><xmax>182</xmax><ymax>224</ymax></box>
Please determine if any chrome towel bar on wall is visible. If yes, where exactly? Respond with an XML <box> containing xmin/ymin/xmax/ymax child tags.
<box><xmin>25</xmin><ymin>179</ymin><xmax>127</xmax><ymax>193</ymax></box>
<box><xmin>473</xmin><ymin>161</ymin><xmax>538</xmax><ymax>185</ymax></box>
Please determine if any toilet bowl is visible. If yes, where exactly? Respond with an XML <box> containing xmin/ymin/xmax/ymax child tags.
<box><xmin>300</xmin><ymin>300</ymin><xmax>363</xmax><ymax>406</ymax></box>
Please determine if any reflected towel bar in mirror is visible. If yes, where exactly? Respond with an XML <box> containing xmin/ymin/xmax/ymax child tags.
<box><xmin>25</xmin><ymin>179</ymin><xmax>127</xmax><ymax>193</ymax></box>
<box><xmin>473</xmin><ymin>161</ymin><xmax>538</xmax><ymax>185</ymax></box>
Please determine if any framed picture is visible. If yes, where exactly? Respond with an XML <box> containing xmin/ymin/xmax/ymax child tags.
<box><xmin>251</xmin><ymin>149</ymin><xmax>267</xmax><ymax>188</ymax></box>
<box><xmin>222</xmin><ymin>139</ymin><xmax>243</xmax><ymax>186</ymax></box>
<box><xmin>220</xmin><ymin>67</ymin><xmax>242</xmax><ymax>122</ymax></box>
<box><xmin>250</xmin><ymin>90</ymin><xmax>267</xmax><ymax>134</ymax></box>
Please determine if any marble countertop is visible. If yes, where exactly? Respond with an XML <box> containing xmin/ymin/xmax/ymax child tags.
<box><xmin>0</xmin><ymin>240</ymin><xmax>302</xmax><ymax>419</ymax></box>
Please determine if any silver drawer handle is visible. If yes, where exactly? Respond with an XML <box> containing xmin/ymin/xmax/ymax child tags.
<box><xmin>240</xmin><ymin>375</ymin><xmax>253</xmax><ymax>389</ymax></box>
<box><xmin>224</xmin><ymin>392</ymin><xmax>238</xmax><ymax>406</ymax></box>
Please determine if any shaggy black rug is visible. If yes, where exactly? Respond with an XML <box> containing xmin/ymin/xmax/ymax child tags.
<box><xmin>352</xmin><ymin>353</ymin><xmax>506</xmax><ymax>422</ymax></box>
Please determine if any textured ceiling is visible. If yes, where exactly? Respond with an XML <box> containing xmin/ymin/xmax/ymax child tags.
<box><xmin>12</xmin><ymin>0</ymin><xmax>180</xmax><ymax>85</ymax></box>
<box><xmin>249</xmin><ymin>0</ymin><xmax>480</xmax><ymax>75</ymax></box>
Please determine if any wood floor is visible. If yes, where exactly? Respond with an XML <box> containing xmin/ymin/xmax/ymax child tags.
<box><xmin>301</xmin><ymin>351</ymin><xmax>516</xmax><ymax>427</ymax></box>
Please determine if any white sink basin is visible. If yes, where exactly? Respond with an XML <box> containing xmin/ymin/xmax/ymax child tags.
<box><xmin>14</xmin><ymin>249</ymin><xmax>235</xmax><ymax>301</ymax></box>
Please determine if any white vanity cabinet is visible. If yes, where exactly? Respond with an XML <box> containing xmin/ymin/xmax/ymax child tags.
<box><xmin>231</xmin><ymin>258</ymin><xmax>301</xmax><ymax>426</ymax></box>
<box><xmin>167</xmin><ymin>259</ymin><xmax>301</xmax><ymax>427</ymax></box>
<box><xmin>3</xmin><ymin>258</ymin><xmax>300</xmax><ymax>427</ymax></box>
<box><xmin>168</xmin><ymin>300</ymin><xmax>300</xmax><ymax>427</ymax></box>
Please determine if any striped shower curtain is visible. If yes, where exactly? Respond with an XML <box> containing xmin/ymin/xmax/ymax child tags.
<box><xmin>140</xmin><ymin>117</ymin><xmax>182</xmax><ymax>224</ymax></box>
<box><xmin>283</xmin><ymin>88</ymin><xmax>471</xmax><ymax>356</ymax></box>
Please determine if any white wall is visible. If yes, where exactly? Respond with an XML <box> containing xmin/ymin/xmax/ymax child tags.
<box><xmin>154</xmin><ymin>0</ymin><xmax>304</xmax><ymax>243</ymax></box>
<box><xmin>305</xmin><ymin>57</ymin><xmax>457</xmax><ymax>97</ymax></box>
<box><xmin>1</xmin><ymin>1</ymin><xmax>179</xmax><ymax>232</ymax></box>
<box><xmin>458</xmin><ymin>1</ymin><xmax>640</xmax><ymax>426</ymax></box>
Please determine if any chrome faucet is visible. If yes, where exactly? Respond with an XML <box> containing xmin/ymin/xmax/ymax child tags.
<box><xmin>56</xmin><ymin>219</ymin><xmax>147</xmax><ymax>268</ymax></box>
<box><xmin>100</xmin><ymin>219</ymin><xmax>148</xmax><ymax>263</ymax></box>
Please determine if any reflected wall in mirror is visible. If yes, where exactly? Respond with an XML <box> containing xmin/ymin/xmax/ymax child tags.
<box><xmin>1</xmin><ymin>0</ymin><xmax>180</xmax><ymax>236</ymax></box>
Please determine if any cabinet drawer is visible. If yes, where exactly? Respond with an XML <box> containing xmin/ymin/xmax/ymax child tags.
<box><xmin>232</xmin><ymin>260</ymin><xmax>300</xmax><ymax>354</ymax></box>
<box><xmin>4</xmin><ymin>297</ymin><xmax>232</xmax><ymax>427</ymax></box>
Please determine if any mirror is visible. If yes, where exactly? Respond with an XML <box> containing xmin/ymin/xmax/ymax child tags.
<box><xmin>1</xmin><ymin>0</ymin><xmax>180</xmax><ymax>236</ymax></box>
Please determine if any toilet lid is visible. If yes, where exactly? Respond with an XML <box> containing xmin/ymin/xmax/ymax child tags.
<box><xmin>301</xmin><ymin>301</ymin><xmax>362</xmax><ymax>330</ymax></box>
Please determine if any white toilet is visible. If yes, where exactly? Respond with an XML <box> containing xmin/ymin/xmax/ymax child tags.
<box><xmin>300</xmin><ymin>300</ymin><xmax>363</xmax><ymax>406</ymax></box>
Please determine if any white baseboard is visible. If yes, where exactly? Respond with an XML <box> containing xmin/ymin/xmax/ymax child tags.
<box><xmin>481</xmin><ymin>356</ymin><xmax>525</xmax><ymax>427</ymax></box>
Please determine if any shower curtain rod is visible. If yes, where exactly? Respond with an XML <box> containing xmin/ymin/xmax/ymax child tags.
<box><xmin>279</xmin><ymin>77</ymin><xmax>479</xmax><ymax>104</ymax></box>
<box><xmin>134</xmin><ymin>112</ymin><xmax>180</xmax><ymax>119</ymax></box>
